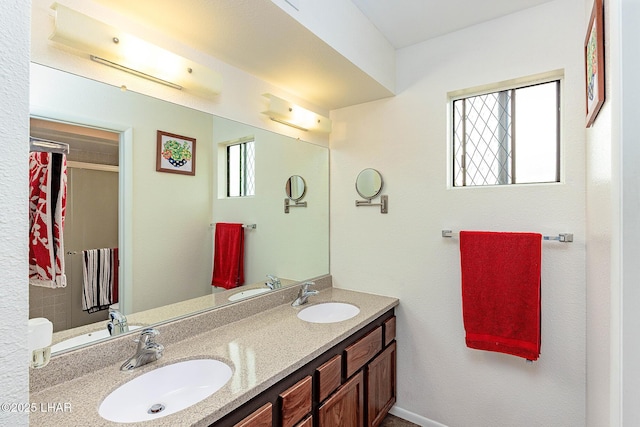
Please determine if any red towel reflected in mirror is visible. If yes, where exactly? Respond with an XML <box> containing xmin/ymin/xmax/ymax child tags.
<box><xmin>211</xmin><ymin>223</ymin><xmax>245</xmax><ymax>290</ymax></box>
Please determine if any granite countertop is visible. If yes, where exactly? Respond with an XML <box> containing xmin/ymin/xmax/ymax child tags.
<box><xmin>30</xmin><ymin>287</ymin><xmax>398</xmax><ymax>426</ymax></box>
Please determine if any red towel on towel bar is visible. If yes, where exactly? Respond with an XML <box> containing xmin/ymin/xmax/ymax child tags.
<box><xmin>460</xmin><ymin>231</ymin><xmax>542</xmax><ymax>360</ymax></box>
<box><xmin>211</xmin><ymin>223</ymin><xmax>245</xmax><ymax>290</ymax></box>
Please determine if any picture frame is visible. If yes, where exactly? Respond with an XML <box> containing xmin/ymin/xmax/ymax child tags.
<box><xmin>156</xmin><ymin>130</ymin><xmax>196</xmax><ymax>176</ymax></box>
<box><xmin>584</xmin><ymin>0</ymin><xmax>605</xmax><ymax>128</ymax></box>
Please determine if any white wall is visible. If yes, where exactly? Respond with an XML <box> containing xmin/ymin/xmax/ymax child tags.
<box><xmin>617</xmin><ymin>0</ymin><xmax>640</xmax><ymax>424</ymax></box>
<box><xmin>330</xmin><ymin>1</ymin><xmax>587</xmax><ymax>425</ymax></box>
<box><xmin>584</xmin><ymin>0</ymin><xmax>615</xmax><ymax>424</ymax></box>
<box><xmin>0</xmin><ymin>2</ymin><xmax>30</xmax><ymax>426</ymax></box>
<box><xmin>270</xmin><ymin>0</ymin><xmax>395</xmax><ymax>93</ymax></box>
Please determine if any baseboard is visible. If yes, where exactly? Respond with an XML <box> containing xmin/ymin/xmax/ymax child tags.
<box><xmin>389</xmin><ymin>406</ymin><xmax>448</xmax><ymax>427</ymax></box>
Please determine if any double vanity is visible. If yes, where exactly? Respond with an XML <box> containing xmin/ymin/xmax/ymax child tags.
<box><xmin>30</xmin><ymin>276</ymin><xmax>398</xmax><ymax>426</ymax></box>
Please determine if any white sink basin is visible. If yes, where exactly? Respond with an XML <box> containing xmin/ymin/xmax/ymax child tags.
<box><xmin>51</xmin><ymin>325</ymin><xmax>143</xmax><ymax>353</ymax></box>
<box><xmin>297</xmin><ymin>302</ymin><xmax>360</xmax><ymax>324</ymax></box>
<box><xmin>228</xmin><ymin>287</ymin><xmax>271</xmax><ymax>301</ymax></box>
<box><xmin>99</xmin><ymin>359</ymin><xmax>232</xmax><ymax>423</ymax></box>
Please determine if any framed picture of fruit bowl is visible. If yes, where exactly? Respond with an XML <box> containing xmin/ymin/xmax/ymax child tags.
<box><xmin>156</xmin><ymin>130</ymin><xmax>196</xmax><ymax>176</ymax></box>
<box><xmin>584</xmin><ymin>0</ymin><xmax>604</xmax><ymax>128</ymax></box>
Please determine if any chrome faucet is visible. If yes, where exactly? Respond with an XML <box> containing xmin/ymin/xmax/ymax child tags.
<box><xmin>265</xmin><ymin>274</ymin><xmax>281</xmax><ymax>289</ymax></box>
<box><xmin>120</xmin><ymin>328</ymin><xmax>164</xmax><ymax>371</ymax></box>
<box><xmin>107</xmin><ymin>309</ymin><xmax>129</xmax><ymax>336</ymax></box>
<box><xmin>291</xmin><ymin>281</ymin><xmax>318</xmax><ymax>307</ymax></box>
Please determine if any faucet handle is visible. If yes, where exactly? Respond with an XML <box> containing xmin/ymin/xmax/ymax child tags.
<box><xmin>108</xmin><ymin>308</ymin><xmax>126</xmax><ymax>321</ymax></box>
<box><xmin>136</xmin><ymin>328</ymin><xmax>159</xmax><ymax>346</ymax></box>
<box><xmin>302</xmin><ymin>281</ymin><xmax>315</xmax><ymax>291</ymax></box>
<box><xmin>266</xmin><ymin>274</ymin><xmax>281</xmax><ymax>289</ymax></box>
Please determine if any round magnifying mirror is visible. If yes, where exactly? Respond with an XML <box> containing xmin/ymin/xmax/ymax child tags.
<box><xmin>285</xmin><ymin>175</ymin><xmax>306</xmax><ymax>201</ymax></box>
<box><xmin>355</xmin><ymin>168</ymin><xmax>383</xmax><ymax>200</ymax></box>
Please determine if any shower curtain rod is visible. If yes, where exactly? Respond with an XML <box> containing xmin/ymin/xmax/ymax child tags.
<box><xmin>29</xmin><ymin>137</ymin><xmax>70</xmax><ymax>155</ymax></box>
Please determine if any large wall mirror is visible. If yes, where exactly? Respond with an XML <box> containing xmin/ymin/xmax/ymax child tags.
<box><xmin>29</xmin><ymin>63</ymin><xmax>329</xmax><ymax>354</ymax></box>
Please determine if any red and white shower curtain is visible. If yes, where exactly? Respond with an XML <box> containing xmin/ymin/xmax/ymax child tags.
<box><xmin>28</xmin><ymin>151</ymin><xmax>67</xmax><ymax>288</ymax></box>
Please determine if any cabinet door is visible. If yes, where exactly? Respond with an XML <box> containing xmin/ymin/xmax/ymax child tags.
<box><xmin>318</xmin><ymin>371</ymin><xmax>364</xmax><ymax>427</ymax></box>
<box><xmin>234</xmin><ymin>402</ymin><xmax>272</xmax><ymax>427</ymax></box>
<box><xmin>366</xmin><ymin>342</ymin><xmax>396</xmax><ymax>427</ymax></box>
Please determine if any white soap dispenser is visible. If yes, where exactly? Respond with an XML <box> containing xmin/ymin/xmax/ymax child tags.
<box><xmin>28</xmin><ymin>318</ymin><xmax>53</xmax><ymax>369</ymax></box>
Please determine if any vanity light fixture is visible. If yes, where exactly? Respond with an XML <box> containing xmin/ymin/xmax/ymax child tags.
<box><xmin>262</xmin><ymin>93</ymin><xmax>332</xmax><ymax>133</ymax></box>
<box><xmin>89</xmin><ymin>56</ymin><xmax>183</xmax><ymax>90</ymax></box>
<box><xmin>49</xmin><ymin>3</ymin><xmax>222</xmax><ymax>96</ymax></box>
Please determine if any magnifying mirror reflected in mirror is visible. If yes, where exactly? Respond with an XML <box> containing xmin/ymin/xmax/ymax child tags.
<box><xmin>355</xmin><ymin>168</ymin><xmax>383</xmax><ymax>200</ymax></box>
<box><xmin>285</xmin><ymin>175</ymin><xmax>306</xmax><ymax>201</ymax></box>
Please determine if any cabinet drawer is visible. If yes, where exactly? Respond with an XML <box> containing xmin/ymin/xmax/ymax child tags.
<box><xmin>295</xmin><ymin>415</ymin><xmax>313</xmax><ymax>427</ymax></box>
<box><xmin>234</xmin><ymin>402</ymin><xmax>272</xmax><ymax>427</ymax></box>
<box><xmin>280</xmin><ymin>375</ymin><xmax>312</xmax><ymax>427</ymax></box>
<box><xmin>317</xmin><ymin>354</ymin><xmax>342</xmax><ymax>402</ymax></box>
<box><xmin>384</xmin><ymin>316</ymin><xmax>396</xmax><ymax>346</ymax></box>
<box><xmin>344</xmin><ymin>326</ymin><xmax>383</xmax><ymax>378</ymax></box>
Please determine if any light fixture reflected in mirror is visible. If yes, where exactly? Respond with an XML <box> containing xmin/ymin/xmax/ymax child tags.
<box><xmin>355</xmin><ymin>168</ymin><xmax>388</xmax><ymax>214</ymax></box>
<box><xmin>49</xmin><ymin>3</ymin><xmax>222</xmax><ymax>96</ymax></box>
<box><xmin>262</xmin><ymin>93</ymin><xmax>332</xmax><ymax>133</ymax></box>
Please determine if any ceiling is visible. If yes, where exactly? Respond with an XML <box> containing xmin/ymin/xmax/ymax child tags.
<box><xmin>91</xmin><ymin>0</ymin><xmax>554</xmax><ymax>110</ymax></box>
<box><xmin>351</xmin><ymin>0</ymin><xmax>555</xmax><ymax>49</ymax></box>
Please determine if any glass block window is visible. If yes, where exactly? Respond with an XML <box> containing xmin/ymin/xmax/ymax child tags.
<box><xmin>227</xmin><ymin>139</ymin><xmax>255</xmax><ymax>197</ymax></box>
<box><xmin>452</xmin><ymin>80</ymin><xmax>560</xmax><ymax>187</ymax></box>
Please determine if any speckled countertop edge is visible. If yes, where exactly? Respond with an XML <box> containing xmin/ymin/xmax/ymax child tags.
<box><xmin>30</xmin><ymin>282</ymin><xmax>398</xmax><ymax>427</ymax></box>
<box><xmin>30</xmin><ymin>276</ymin><xmax>331</xmax><ymax>392</ymax></box>
<box><xmin>50</xmin><ymin>279</ymin><xmax>299</xmax><ymax>348</ymax></box>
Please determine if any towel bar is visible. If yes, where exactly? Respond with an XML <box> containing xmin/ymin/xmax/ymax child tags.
<box><xmin>441</xmin><ymin>230</ymin><xmax>573</xmax><ymax>243</ymax></box>
<box><xmin>209</xmin><ymin>223</ymin><xmax>256</xmax><ymax>230</ymax></box>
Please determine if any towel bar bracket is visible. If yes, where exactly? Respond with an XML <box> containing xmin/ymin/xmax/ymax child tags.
<box><xmin>544</xmin><ymin>233</ymin><xmax>573</xmax><ymax>242</ymax></box>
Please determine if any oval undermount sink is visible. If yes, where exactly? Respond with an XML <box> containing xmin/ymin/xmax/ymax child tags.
<box><xmin>51</xmin><ymin>325</ymin><xmax>143</xmax><ymax>353</ymax></box>
<box><xmin>297</xmin><ymin>302</ymin><xmax>360</xmax><ymax>324</ymax></box>
<box><xmin>228</xmin><ymin>287</ymin><xmax>270</xmax><ymax>302</ymax></box>
<box><xmin>99</xmin><ymin>359</ymin><xmax>232</xmax><ymax>423</ymax></box>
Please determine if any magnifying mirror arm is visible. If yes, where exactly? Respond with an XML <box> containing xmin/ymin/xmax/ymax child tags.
<box><xmin>355</xmin><ymin>195</ymin><xmax>388</xmax><ymax>214</ymax></box>
<box><xmin>284</xmin><ymin>198</ymin><xmax>308</xmax><ymax>214</ymax></box>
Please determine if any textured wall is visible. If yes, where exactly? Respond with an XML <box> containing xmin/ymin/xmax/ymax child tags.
<box><xmin>330</xmin><ymin>1</ymin><xmax>587</xmax><ymax>425</ymax></box>
<box><xmin>0</xmin><ymin>1</ymin><xmax>30</xmax><ymax>426</ymax></box>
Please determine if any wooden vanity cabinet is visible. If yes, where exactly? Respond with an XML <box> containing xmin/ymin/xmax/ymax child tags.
<box><xmin>280</xmin><ymin>376</ymin><xmax>312</xmax><ymax>427</ymax></box>
<box><xmin>317</xmin><ymin>354</ymin><xmax>342</xmax><ymax>402</ymax></box>
<box><xmin>213</xmin><ymin>310</ymin><xmax>396</xmax><ymax>427</ymax></box>
<box><xmin>234</xmin><ymin>403</ymin><xmax>272</xmax><ymax>427</ymax></box>
<box><xmin>366</xmin><ymin>342</ymin><xmax>396</xmax><ymax>427</ymax></box>
<box><xmin>295</xmin><ymin>415</ymin><xmax>312</xmax><ymax>427</ymax></box>
<box><xmin>318</xmin><ymin>371</ymin><xmax>364</xmax><ymax>427</ymax></box>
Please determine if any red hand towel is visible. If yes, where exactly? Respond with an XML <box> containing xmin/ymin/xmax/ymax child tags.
<box><xmin>460</xmin><ymin>231</ymin><xmax>541</xmax><ymax>360</ymax></box>
<box><xmin>211</xmin><ymin>223</ymin><xmax>245</xmax><ymax>290</ymax></box>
